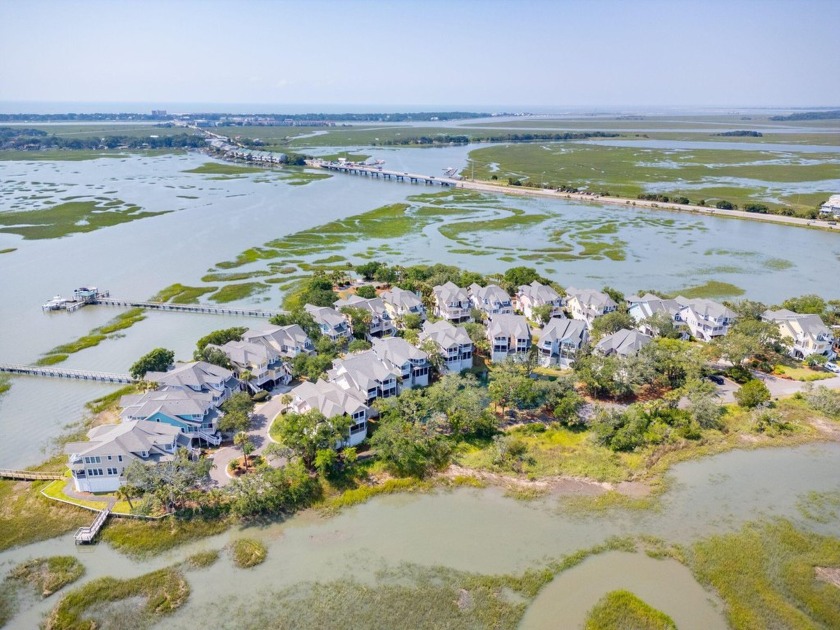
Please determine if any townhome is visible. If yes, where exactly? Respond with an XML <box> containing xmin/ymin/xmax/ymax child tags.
<box><xmin>468</xmin><ymin>283</ymin><xmax>513</xmax><ymax>319</ymax></box>
<box><xmin>371</xmin><ymin>337</ymin><xmax>430</xmax><ymax>388</ymax></box>
<box><xmin>565</xmin><ymin>287</ymin><xmax>618</xmax><ymax>329</ymax></box>
<box><xmin>432</xmin><ymin>281</ymin><xmax>473</xmax><ymax>323</ymax></box>
<box><xmin>675</xmin><ymin>297</ymin><xmax>737</xmax><ymax>342</ymax></box>
<box><xmin>242</xmin><ymin>324</ymin><xmax>314</xmax><ymax>357</ymax></box>
<box><xmin>762</xmin><ymin>309</ymin><xmax>836</xmax><ymax>360</ymax></box>
<box><xmin>145</xmin><ymin>361</ymin><xmax>237</xmax><ymax>406</ymax></box>
<box><xmin>418</xmin><ymin>320</ymin><xmax>474</xmax><ymax>374</ymax></box>
<box><xmin>327</xmin><ymin>350</ymin><xmax>402</xmax><ymax>404</ymax></box>
<box><xmin>305</xmin><ymin>304</ymin><xmax>353</xmax><ymax>341</ymax></box>
<box><xmin>120</xmin><ymin>388</ymin><xmax>221</xmax><ymax>446</ymax></box>
<box><xmin>209</xmin><ymin>339</ymin><xmax>292</xmax><ymax>389</ymax></box>
<box><xmin>515</xmin><ymin>281</ymin><xmax>565</xmax><ymax>321</ymax></box>
<box><xmin>627</xmin><ymin>293</ymin><xmax>686</xmax><ymax>337</ymax></box>
<box><xmin>65</xmin><ymin>420</ymin><xmax>184</xmax><ymax>493</ymax></box>
<box><xmin>288</xmin><ymin>379</ymin><xmax>369</xmax><ymax>447</ymax></box>
<box><xmin>594</xmin><ymin>328</ymin><xmax>653</xmax><ymax>358</ymax></box>
<box><xmin>537</xmin><ymin>318</ymin><xmax>588</xmax><ymax>368</ymax></box>
<box><xmin>381</xmin><ymin>287</ymin><xmax>426</xmax><ymax>327</ymax></box>
<box><xmin>819</xmin><ymin>194</ymin><xmax>840</xmax><ymax>218</ymax></box>
<box><xmin>486</xmin><ymin>314</ymin><xmax>532</xmax><ymax>363</ymax></box>
<box><xmin>334</xmin><ymin>295</ymin><xmax>396</xmax><ymax>338</ymax></box>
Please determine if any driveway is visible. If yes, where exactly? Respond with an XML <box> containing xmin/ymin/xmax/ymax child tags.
<box><xmin>751</xmin><ymin>372</ymin><xmax>840</xmax><ymax>398</ymax></box>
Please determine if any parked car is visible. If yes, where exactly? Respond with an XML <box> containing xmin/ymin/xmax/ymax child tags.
<box><xmin>825</xmin><ymin>362</ymin><xmax>840</xmax><ymax>374</ymax></box>
<box><xmin>709</xmin><ymin>374</ymin><xmax>725</xmax><ymax>385</ymax></box>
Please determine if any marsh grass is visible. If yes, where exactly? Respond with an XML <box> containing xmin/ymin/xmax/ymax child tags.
<box><xmin>797</xmin><ymin>490</ymin><xmax>840</xmax><ymax>524</ymax></box>
<box><xmin>0</xmin><ymin>247</ymin><xmax>16</xmax><ymax>254</ymax></box>
<box><xmin>152</xmin><ymin>283</ymin><xmax>217</xmax><ymax>304</ymax></box>
<box><xmin>46</xmin><ymin>567</ymin><xmax>190</xmax><ymax>630</ymax></box>
<box><xmin>208</xmin><ymin>281</ymin><xmax>270</xmax><ymax>303</ymax></box>
<box><xmin>37</xmin><ymin>308</ymin><xmax>146</xmax><ymax>365</ymax></box>
<box><xmin>0</xmin><ymin>480</ymin><xmax>89</xmax><ymax>552</ymax></box>
<box><xmin>0</xmin><ymin>375</ymin><xmax>12</xmax><ymax>395</ymax></box>
<box><xmin>9</xmin><ymin>556</ymin><xmax>85</xmax><ymax>598</ymax></box>
<box><xmin>184</xmin><ymin>550</ymin><xmax>220</xmax><ymax>570</ymax></box>
<box><xmin>669</xmin><ymin>280</ymin><xmax>745</xmax><ymax>299</ymax></box>
<box><xmin>584</xmin><ymin>590</ymin><xmax>676</xmax><ymax>629</ymax></box>
<box><xmin>685</xmin><ymin>520</ymin><xmax>840</xmax><ymax>629</ymax></box>
<box><xmin>230</xmin><ymin>538</ymin><xmax>267</xmax><ymax>568</ymax></box>
<box><xmin>183</xmin><ymin>162</ymin><xmax>265</xmax><ymax>175</ymax></box>
<box><xmin>101</xmin><ymin>517</ymin><xmax>230</xmax><ymax>558</ymax></box>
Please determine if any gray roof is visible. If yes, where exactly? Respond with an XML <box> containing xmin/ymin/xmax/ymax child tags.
<box><xmin>292</xmin><ymin>379</ymin><xmax>368</xmax><ymax>419</ymax></box>
<box><xmin>66</xmin><ymin>419</ymin><xmax>180</xmax><ymax>461</ymax></box>
<box><xmin>305</xmin><ymin>304</ymin><xmax>347</xmax><ymax>328</ymax></box>
<box><xmin>328</xmin><ymin>350</ymin><xmax>401</xmax><ymax>392</ymax></box>
<box><xmin>145</xmin><ymin>361</ymin><xmax>234</xmax><ymax>391</ymax></box>
<box><xmin>243</xmin><ymin>324</ymin><xmax>310</xmax><ymax>353</ymax></box>
<box><xmin>763</xmin><ymin>309</ymin><xmax>832</xmax><ymax>340</ymax></box>
<box><xmin>628</xmin><ymin>294</ymin><xmax>682</xmax><ymax>319</ymax></box>
<box><xmin>120</xmin><ymin>388</ymin><xmax>214</xmax><ymax>422</ymax></box>
<box><xmin>487</xmin><ymin>314</ymin><xmax>531</xmax><ymax>340</ymax></box>
<box><xmin>539</xmin><ymin>318</ymin><xmax>588</xmax><ymax>346</ymax></box>
<box><xmin>418</xmin><ymin>320</ymin><xmax>472</xmax><ymax>350</ymax></box>
<box><xmin>566</xmin><ymin>287</ymin><xmax>617</xmax><ymax>310</ymax></box>
<box><xmin>335</xmin><ymin>295</ymin><xmax>389</xmax><ymax>316</ymax></box>
<box><xmin>517</xmin><ymin>281</ymin><xmax>562</xmax><ymax>304</ymax></box>
<box><xmin>381</xmin><ymin>287</ymin><xmax>423</xmax><ymax>311</ymax></box>
<box><xmin>675</xmin><ymin>297</ymin><xmax>736</xmax><ymax>321</ymax></box>
<box><xmin>433</xmin><ymin>281</ymin><xmax>469</xmax><ymax>305</ymax></box>
<box><xmin>595</xmin><ymin>329</ymin><xmax>652</xmax><ymax>357</ymax></box>
<box><xmin>469</xmin><ymin>283</ymin><xmax>511</xmax><ymax>306</ymax></box>
<box><xmin>212</xmin><ymin>340</ymin><xmax>275</xmax><ymax>367</ymax></box>
<box><xmin>371</xmin><ymin>337</ymin><xmax>428</xmax><ymax>367</ymax></box>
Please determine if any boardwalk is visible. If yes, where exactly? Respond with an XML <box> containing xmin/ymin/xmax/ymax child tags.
<box><xmin>75</xmin><ymin>507</ymin><xmax>111</xmax><ymax>544</ymax></box>
<box><xmin>0</xmin><ymin>468</ymin><xmax>64</xmax><ymax>481</ymax></box>
<box><xmin>0</xmin><ymin>363</ymin><xmax>134</xmax><ymax>384</ymax></box>
<box><xmin>310</xmin><ymin>159</ymin><xmax>460</xmax><ymax>187</ymax></box>
<box><xmin>95</xmin><ymin>297</ymin><xmax>283</xmax><ymax>318</ymax></box>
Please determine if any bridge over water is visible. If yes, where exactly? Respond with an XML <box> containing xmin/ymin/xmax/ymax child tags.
<box><xmin>310</xmin><ymin>159</ymin><xmax>461</xmax><ymax>187</ymax></box>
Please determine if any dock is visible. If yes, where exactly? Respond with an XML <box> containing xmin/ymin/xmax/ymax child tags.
<box><xmin>0</xmin><ymin>468</ymin><xmax>64</xmax><ymax>481</ymax></box>
<box><xmin>309</xmin><ymin>159</ymin><xmax>461</xmax><ymax>187</ymax></box>
<box><xmin>95</xmin><ymin>297</ymin><xmax>283</xmax><ymax>318</ymax></box>
<box><xmin>0</xmin><ymin>364</ymin><xmax>134</xmax><ymax>384</ymax></box>
<box><xmin>75</xmin><ymin>506</ymin><xmax>111</xmax><ymax>545</ymax></box>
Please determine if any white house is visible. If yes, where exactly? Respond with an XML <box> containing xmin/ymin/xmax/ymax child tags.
<box><xmin>486</xmin><ymin>314</ymin><xmax>532</xmax><ymax>363</ymax></box>
<box><xmin>762</xmin><ymin>309</ymin><xmax>836</xmax><ymax>360</ymax></box>
<box><xmin>381</xmin><ymin>287</ymin><xmax>426</xmax><ymax>326</ymax></box>
<box><xmin>305</xmin><ymin>304</ymin><xmax>353</xmax><ymax>341</ymax></box>
<box><xmin>516</xmin><ymin>281</ymin><xmax>565</xmax><ymax>321</ymax></box>
<box><xmin>565</xmin><ymin>287</ymin><xmax>618</xmax><ymax>328</ymax></box>
<box><xmin>537</xmin><ymin>318</ymin><xmax>588</xmax><ymax>368</ymax></box>
<box><xmin>209</xmin><ymin>339</ymin><xmax>292</xmax><ymax>389</ymax></box>
<box><xmin>820</xmin><ymin>194</ymin><xmax>840</xmax><ymax>217</ymax></box>
<box><xmin>65</xmin><ymin>420</ymin><xmax>184</xmax><ymax>493</ymax></box>
<box><xmin>327</xmin><ymin>350</ymin><xmax>402</xmax><ymax>404</ymax></box>
<box><xmin>468</xmin><ymin>283</ymin><xmax>513</xmax><ymax>318</ymax></box>
<box><xmin>594</xmin><ymin>329</ymin><xmax>653</xmax><ymax>358</ymax></box>
<box><xmin>418</xmin><ymin>320</ymin><xmax>474</xmax><ymax>374</ymax></box>
<box><xmin>675</xmin><ymin>297</ymin><xmax>737</xmax><ymax>342</ymax></box>
<box><xmin>627</xmin><ymin>294</ymin><xmax>686</xmax><ymax>337</ymax></box>
<box><xmin>334</xmin><ymin>295</ymin><xmax>396</xmax><ymax>338</ymax></box>
<box><xmin>145</xmin><ymin>361</ymin><xmax>237</xmax><ymax>406</ymax></box>
<box><xmin>288</xmin><ymin>379</ymin><xmax>369</xmax><ymax>447</ymax></box>
<box><xmin>432</xmin><ymin>282</ymin><xmax>473</xmax><ymax>323</ymax></box>
<box><xmin>242</xmin><ymin>324</ymin><xmax>314</xmax><ymax>357</ymax></box>
<box><xmin>371</xmin><ymin>337</ymin><xmax>430</xmax><ymax>388</ymax></box>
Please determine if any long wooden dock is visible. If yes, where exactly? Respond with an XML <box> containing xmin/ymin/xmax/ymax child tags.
<box><xmin>0</xmin><ymin>364</ymin><xmax>134</xmax><ymax>384</ymax></box>
<box><xmin>95</xmin><ymin>297</ymin><xmax>282</xmax><ymax>318</ymax></box>
<box><xmin>75</xmin><ymin>507</ymin><xmax>111</xmax><ymax>544</ymax></box>
<box><xmin>0</xmin><ymin>468</ymin><xmax>64</xmax><ymax>481</ymax></box>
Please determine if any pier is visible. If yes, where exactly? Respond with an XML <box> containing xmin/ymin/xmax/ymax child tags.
<box><xmin>75</xmin><ymin>506</ymin><xmax>111</xmax><ymax>545</ymax></box>
<box><xmin>310</xmin><ymin>159</ymin><xmax>460</xmax><ymax>187</ymax></box>
<box><xmin>0</xmin><ymin>468</ymin><xmax>64</xmax><ymax>481</ymax></box>
<box><xmin>0</xmin><ymin>364</ymin><xmax>134</xmax><ymax>384</ymax></box>
<box><xmin>95</xmin><ymin>297</ymin><xmax>283</xmax><ymax>318</ymax></box>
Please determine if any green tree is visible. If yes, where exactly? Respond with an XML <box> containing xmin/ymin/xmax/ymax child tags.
<box><xmin>355</xmin><ymin>285</ymin><xmax>377</xmax><ymax>299</ymax></box>
<box><xmin>219</xmin><ymin>392</ymin><xmax>254</xmax><ymax>435</ymax></box>
<box><xmin>227</xmin><ymin>461</ymin><xmax>321</xmax><ymax>518</ymax></box>
<box><xmin>234</xmin><ymin>432</ymin><xmax>255</xmax><ymax>470</ymax></box>
<box><xmin>401</xmin><ymin>313</ymin><xmax>423</xmax><ymax>330</ymax></box>
<box><xmin>642</xmin><ymin>311</ymin><xmax>683</xmax><ymax>339</ymax></box>
<box><xmin>314</xmin><ymin>448</ymin><xmax>338</xmax><ymax>477</ymax></box>
<box><xmin>348</xmin><ymin>338</ymin><xmax>372</xmax><ymax>353</ymax></box>
<box><xmin>194</xmin><ymin>327</ymin><xmax>247</xmax><ymax>354</ymax></box>
<box><xmin>735</xmin><ymin>379</ymin><xmax>771</xmax><ymax>409</ymax></box>
<box><xmin>194</xmin><ymin>345</ymin><xmax>232</xmax><ymax>369</ymax></box>
<box><xmin>340</xmin><ymin>306</ymin><xmax>372</xmax><ymax>340</ymax></box>
<box><xmin>531</xmin><ymin>304</ymin><xmax>554</xmax><ymax>326</ymax></box>
<box><xmin>124</xmin><ymin>448</ymin><xmax>212</xmax><ymax>511</ymax></box>
<box><xmin>780</xmin><ymin>294</ymin><xmax>826</xmax><ymax>315</ymax></box>
<box><xmin>488</xmin><ymin>361</ymin><xmax>536</xmax><ymax>415</ymax></box>
<box><xmin>272</xmin><ymin>409</ymin><xmax>351</xmax><ymax>470</ymax></box>
<box><xmin>370</xmin><ymin>417</ymin><xmax>452</xmax><ymax>478</ymax></box>
<box><xmin>591</xmin><ymin>310</ymin><xmax>635</xmax><ymax>341</ymax></box>
<box><xmin>129</xmin><ymin>348</ymin><xmax>175</xmax><ymax>379</ymax></box>
<box><xmin>601</xmin><ymin>286</ymin><xmax>625</xmax><ymax>305</ymax></box>
<box><xmin>426</xmin><ymin>373</ymin><xmax>496</xmax><ymax>436</ymax></box>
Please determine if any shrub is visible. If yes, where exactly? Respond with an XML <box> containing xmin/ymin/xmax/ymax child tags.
<box><xmin>734</xmin><ymin>380</ymin><xmax>771</xmax><ymax>409</ymax></box>
<box><xmin>230</xmin><ymin>538</ymin><xmax>267</xmax><ymax>568</ymax></box>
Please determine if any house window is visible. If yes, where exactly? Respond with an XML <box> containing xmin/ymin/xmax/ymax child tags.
<box><xmin>350</xmin><ymin>421</ymin><xmax>366</xmax><ymax>435</ymax></box>
<box><xmin>118</xmin><ymin>455</ymin><xmax>123</xmax><ymax>462</ymax></box>
<box><xmin>107</xmin><ymin>455</ymin><xmax>112</xmax><ymax>461</ymax></box>
<box><xmin>107</xmin><ymin>467</ymin><xmax>118</xmax><ymax>476</ymax></box>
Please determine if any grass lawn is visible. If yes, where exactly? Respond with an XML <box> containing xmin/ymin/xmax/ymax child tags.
<box><xmin>774</xmin><ymin>365</ymin><xmax>834</xmax><ymax>382</ymax></box>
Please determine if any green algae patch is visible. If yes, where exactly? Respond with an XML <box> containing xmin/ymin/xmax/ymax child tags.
<box><xmin>585</xmin><ymin>590</ymin><xmax>676</xmax><ymax>629</ymax></box>
<box><xmin>0</xmin><ymin>200</ymin><xmax>170</xmax><ymax>240</ymax></box>
<box><xmin>45</xmin><ymin>567</ymin><xmax>190</xmax><ymax>630</ymax></box>
<box><xmin>152</xmin><ymin>283</ymin><xmax>217</xmax><ymax>304</ymax></box>
<box><xmin>231</xmin><ymin>538</ymin><xmax>267</xmax><ymax>569</ymax></box>
<box><xmin>9</xmin><ymin>556</ymin><xmax>85</xmax><ymax>598</ymax></box>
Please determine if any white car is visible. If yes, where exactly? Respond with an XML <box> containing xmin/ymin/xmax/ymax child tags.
<box><xmin>826</xmin><ymin>362</ymin><xmax>840</xmax><ymax>374</ymax></box>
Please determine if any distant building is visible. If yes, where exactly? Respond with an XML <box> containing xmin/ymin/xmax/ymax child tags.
<box><xmin>515</xmin><ymin>281</ymin><xmax>565</xmax><ymax>321</ymax></box>
<box><xmin>566</xmin><ymin>287</ymin><xmax>618</xmax><ymax>328</ymax></box>
<box><xmin>594</xmin><ymin>329</ymin><xmax>653</xmax><ymax>358</ymax></box>
<box><xmin>820</xmin><ymin>195</ymin><xmax>840</xmax><ymax>217</ymax></box>
<box><xmin>762</xmin><ymin>309</ymin><xmax>835</xmax><ymax>360</ymax></box>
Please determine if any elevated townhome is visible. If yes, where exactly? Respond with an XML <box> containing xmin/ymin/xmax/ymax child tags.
<box><xmin>209</xmin><ymin>339</ymin><xmax>292</xmax><ymax>389</ymax></box>
<box><xmin>381</xmin><ymin>287</ymin><xmax>426</xmax><ymax>327</ymax></box>
<box><xmin>537</xmin><ymin>318</ymin><xmax>588</xmax><ymax>368</ymax></box>
<box><xmin>327</xmin><ymin>350</ymin><xmax>401</xmax><ymax>404</ymax></box>
<box><xmin>486</xmin><ymin>314</ymin><xmax>532</xmax><ymax>363</ymax></box>
<box><xmin>594</xmin><ymin>329</ymin><xmax>653</xmax><ymax>358</ymax></box>
<box><xmin>515</xmin><ymin>281</ymin><xmax>565</xmax><ymax>321</ymax></box>
<box><xmin>305</xmin><ymin>304</ymin><xmax>353</xmax><ymax>341</ymax></box>
<box><xmin>145</xmin><ymin>361</ymin><xmax>237</xmax><ymax>407</ymax></box>
<box><xmin>371</xmin><ymin>337</ymin><xmax>430</xmax><ymax>388</ymax></box>
<box><xmin>820</xmin><ymin>194</ymin><xmax>840</xmax><ymax>218</ymax></box>
<box><xmin>675</xmin><ymin>297</ymin><xmax>736</xmax><ymax>342</ymax></box>
<box><xmin>418</xmin><ymin>320</ymin><xmax>474</xmax><ymax>374</ymax></box>
<box><xmin>120</xmin><ymin>388</ymin><xmax>221</xmax><ymax>445</ymax></box>
<box><xmin>627</xmin><ymin>293</ymin><xmax>687</xmax><ymax>337</ymax></box>
<box><xmin>762</xmin><ymin>309</ymin><xmax>836</xmax><ymax>360</ymax></box>
<box><xmin>566</xmin><ymin>287</ymin><xmax>618</xmax><ymax>329</ymax></box>
<box><xmin>242</xmin><ymin>324</ymin><xmax>314</xmax><ymax>358</ymax></box>
<box><xmin>334</xmin><ymin>295</ymin><xmax>396</xmax><ymax>338</ymax></box>
<box><xmin>65</xmin><ymin>420</ymin><xmax>184</xmax><ymax>493</ymax></box>
<box><xmin>289</xmin><ymin>379</ymin><xmax>369</xmax><ymax>447</ymax></box>
<box><xmin>432</xmin><ymin>281</ymin><xmax>473</xmax><ymax>324</ymax></box>
<box><xmin>468</xmin><ymin>283</ymin><xmax>513</xmax><ymax>319</ymax></box>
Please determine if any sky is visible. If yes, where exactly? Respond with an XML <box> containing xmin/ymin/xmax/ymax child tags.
<box><xmin>1</xmin><ymin>0</ymin><xmax>839</xmax><ymax>112</ymax></box>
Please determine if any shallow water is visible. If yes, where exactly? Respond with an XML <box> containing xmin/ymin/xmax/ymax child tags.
<box><xmin>2</xmin><ymin>442</ymin><xmax>838</xmax><ymax>628</ymax></box>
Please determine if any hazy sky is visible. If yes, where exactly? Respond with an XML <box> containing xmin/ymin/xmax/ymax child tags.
<box><xmin>1</xmin><ymin>0</ymin><xmax>838</xmax><ymax>110</ymax></box>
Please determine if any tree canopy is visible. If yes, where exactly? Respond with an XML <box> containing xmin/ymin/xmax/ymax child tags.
<box><xmin>130</xmin><ymin>348</ymin><xmax>175</xmax><ymax>379</ymax></box>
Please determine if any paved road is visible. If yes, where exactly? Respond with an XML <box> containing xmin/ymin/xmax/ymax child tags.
<box><xmin>207</xmin><ymin>387</ymin><xmax>290</xmax><ymax>487</ymax></box>
<box><xmin>752</xmin><ymin>372</ymin><xmax>840</xmax><ymax>398</ymax></box>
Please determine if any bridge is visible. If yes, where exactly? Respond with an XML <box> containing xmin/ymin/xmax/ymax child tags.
<box><xmin>0</xmin><ymin>364</ymin><xmax>134</xmax><ymax>384</ymax></box>
<box><xmin>75</xmin><ymin>506</ymin><xmax>111</xmax><ymax>544</ymax></box>
<box><xmin>0</xmin><ymin>468</ymin><xmax>64</xmax><ymax>481</ymax></box>
<box><xmin>310</xmin><ymin>159</ymin><xmax>461</xmax><ymax>187</ymax></box>
<box><xmin>93</xmin><ymin>297</ymin><xmax>283</xmax><ymax>318</ymax></box>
